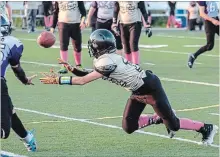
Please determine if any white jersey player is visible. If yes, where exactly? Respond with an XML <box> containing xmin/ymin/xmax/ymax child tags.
<box><xmin>40</xmin><ymin>29</ymin><xmax>218</xmax><ymax>145</ymax></box>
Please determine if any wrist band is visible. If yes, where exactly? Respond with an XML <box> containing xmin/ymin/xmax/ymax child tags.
<box><xmin>59</xmin><ymin>76</ymin><xmax>72</xmax><ymax>85</ymax></box>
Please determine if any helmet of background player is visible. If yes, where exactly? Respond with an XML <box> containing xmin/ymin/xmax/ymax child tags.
<box><xmin>190</xmin><ymin>1</ymin><xmax>196</xmax><ymax>7</ymax></box>
<box><xmin>88</xmin><ymin>29</ymin><xmax>116</xmax><ymax>59</ymax></box>
<box><xmin>0</xmin><ymin>14</ymin><xmax>12</xmax><ymax>36</ymax></box>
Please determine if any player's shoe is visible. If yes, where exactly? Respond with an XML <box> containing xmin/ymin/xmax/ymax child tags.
<box><xmin>198</xmin><ymin>124</ymin><xmax>218</xmax><ymax>145</ymax></box>
<box><xmin>188</xmin><ymin>53</ymin><xmax>195</xmax><ymax>68</ymax></box>
<box><xmin>58</xmin><ymin>66</ymin><xmax>68</xmax><ymax>74</ymax></box>
<box><xmin>21</xmin><ymin>130</ymin><xmax>37</xmax><ymax>152</ymax></box>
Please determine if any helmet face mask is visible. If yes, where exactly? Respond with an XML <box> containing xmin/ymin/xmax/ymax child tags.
<box><xmin>88</xmin><ymin>29</ymin><xmax>116</xmax><ymax>59</ymax></box>
<box><xmin>0</xmin><ymin>15</ymin><xmax>12</xmax><ymax>36</ymax></box>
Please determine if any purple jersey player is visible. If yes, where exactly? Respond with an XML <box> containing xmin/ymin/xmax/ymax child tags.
<box><xmin>188</xmin><ymin>1</ymin><xmax>219</xmax><ymax>68</ymax></box>
<box><xmin>1</xmin><ymin>14</ymin><xmax>37</xmax><ymax>152</ymax></box>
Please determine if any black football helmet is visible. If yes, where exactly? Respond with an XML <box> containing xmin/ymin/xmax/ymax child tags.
<box><xmin>0</xmin><ymin>14</ymin><xmax>12</xmax><ymax>36</ymax></box>
<box><xmin>88</xmin><ymin>29</ymin><xmax>116</xmax><ymax>58</ymax></box>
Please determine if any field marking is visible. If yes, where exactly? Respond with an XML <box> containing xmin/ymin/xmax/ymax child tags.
<box><xmin>176</xmin><ymin>104</ymin><xmax>219</xmax><ymax>112</ymax></box>
<box><xmin>183</xmin><ymin>45</ymin><xmax>203</xmax><ymax>48</ymax></box>
<box><xmin>87</xmin><ymin>104</ymin><xmax>220</xmax><ymax>120</ymax></box>
<box><xmin>19</xmin><ymin>38</ymin><xmax>219</xmax><ymax>58</ymax></box>
<box><xmin>210</xmin><ymin>113</ymin><xmax>220</xmax><ymax>116</ymax></box>
<box><xmin>143</xmin><ymin>62</ymin><xmax>155</xmax><ymax>66</ymax></box>
<box><xmin>25</xmin><ymin>120</ymin><xmax>71</xmax><ymax>124</ymax></box>
<box><xmin>15</xmin><ymin>107</ymin><xmax>219</xmax><ymax>148</ymax></box>
<box><xmin>142</xmin><ymin>49</ymin><xmax>219</xmax><ymax>58</ymax></box>
<box><xmin>1</xmin><ymin>151</ymin><xmax>27</xmax><ymax>157</ymax></box>
<box><xmin>20</xmin><ymin>60</ymin><xmax>219</xmax><ymax>87</ymax></box>
<box><xmin>155</xmin><ymin>34</ymin><xmax>219</xmax><ymax>41</ymax></box>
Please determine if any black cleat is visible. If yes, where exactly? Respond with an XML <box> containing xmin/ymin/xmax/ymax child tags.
<box><xmin>187</xmin><ymin>53</ymin><xmax>196</xmax><ymax>68</ymax></box>
<box><xmin>197</xmin><ymin>124</ymin><xmax>218</xmax><ymax>145</ymax></box>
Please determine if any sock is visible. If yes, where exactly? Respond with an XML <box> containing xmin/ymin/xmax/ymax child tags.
<box><xmin>60</xmin><ymin>50</ymin><xmax>68</xmax><ymax>62</ymax></box>
<box><xmin>131</xmin><ymin>51</ymin><xmax>140</xmax><ymax>65</ymax></box>
<box><xmin>179</xmin><ymin>118</ymin><xmax>204</xmax><ymax>131</ymax></box>
<box><xmin>44</xmin><ymin>16</ymin><xmax>49</xmax><ymax>27</ymax></box>
<box><xmin>11</xmin><ymin>113</ymin><xmax>27</xmax><ymax>138</ymax></box>
<box><xmin>125</xmin><ymin>53</ymin><xmax>132</xmax><ymax>62</ymax></box>
<box><xmin>167</xmin><ymin>16</ymin><xmax>171</xmax><ymax>27</ymax></box>
<box><xmin>148</xmin><ymin>16</ymin><xmax>152</xmax><ymax>24</ymax></box>
<box><xmin>138</xmin><ymin>114</ymin><xmax>161</xmax><ymax>129</ymax></box>
<box><xmin>49</xmin><ymin>15</ymin><xmax>53</xmax><ymax>27</ymax></box>
<box><xmin>22</xmin><ymin>131</ymin><xmax>33</xmax><ymax>143</ymax></box>
<box><xmin>73</xmin><ymin>51</ymin><xmax>81</xmax><ymax>66</ymax></box>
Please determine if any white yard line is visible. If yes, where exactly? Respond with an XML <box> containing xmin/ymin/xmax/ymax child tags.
<box><xmin>1</xmin><ymin>151</ymin><xmax>27</xmax><ymax>157</ymax></box>
<box><xmin>20</xmin><ymin>38</ymin><xmax>219</xmax><ymax>58</ymax></box>
<box><xmin>15</xmin><ymin>107</ymin><xmax>219</xmax><ymax>148</ymax></box>
<box><xmin>142</xmin><ymin>62</ymin><xmax>156</xmax><ymax>66</ymax></box>
<box><xmin>142</xmin><ymin>49</ymin><xmax>219</xmax><ymax>58</ymax></box>
<box><xmin>20</xmin><ymin>60</ymin><xmax>219</xmax><ymax>87</ymax></box>
<box><xmin>210</xmin><ymin>113</ymin><xmax>220</xmax><ymax>116</ymax></box>
<box><xmin>155</xmin><ymin>34</ymin><xmax>219</xmax><ymax>40</ymax></box>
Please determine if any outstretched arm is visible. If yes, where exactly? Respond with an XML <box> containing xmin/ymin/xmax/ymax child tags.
<box><xmin>40</xmin><ymin>70</ymin><xmax>103</xmax><ymax>85</ymax></box>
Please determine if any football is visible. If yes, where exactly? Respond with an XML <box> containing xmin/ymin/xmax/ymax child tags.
<box><xmin>37</xmin><ymin>31</ymin><xmax>56</xmax><ymax>48</ymax></box>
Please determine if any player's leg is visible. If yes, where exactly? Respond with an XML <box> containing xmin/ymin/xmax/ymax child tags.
<box><xmin>58</xmin><ymin>22</ymin><xmax>70</xmax><ymax>73</ymax></box>
<box><xmin>1</xmin><ymin>78</ymin><xmax>37</xmax><ymax>151</ymax></box>
<box><xmin>32</xmin><ymin>9</ymin><xmax>37</xmax><ymax>32</ymax></box>
<box><xmin>1</xmin><ymin>78</ymin><xmax>12</xmax><ymax>139</ymax></box>
<box><xmin>120</xmin><ymin>24</ymin><xmax>131</xmax><ymax>62</ymax></box>
<box><xmin>129</xmin><ymin>22</ymin><xmax>142</xmax><ymax>65</ymax></box>
<box><xmin>149</xmin><ymin>74</ymin><xmax>218</xmax><ymax>144</ymax></box>
<box><xmin>122</xmin><ymin>98</ymin><xmax>160</xmax><ymax>134</ymax></box>
<box><xmin>215</xmin><ymin>18</ymin><xmax>219</xmax><ymax>36</ymax></box>
<box><xmin>27</xmin><ymin>9</ymin><xmax>32</xmax><ymax>33</ymax></box>
<box><xmin>70</xmin><ymin>23</ymin><xmax>82</xmax><ymax>68</ymax></box>
<box><xmin>43</xmin><ymin>3</ymin><xmax>49</xmax><ymax>29</ymax></box>
<box><xmin>188</xmin><ymin>20</ymin><xmax>215</xmax><ymax>68</ymax></box>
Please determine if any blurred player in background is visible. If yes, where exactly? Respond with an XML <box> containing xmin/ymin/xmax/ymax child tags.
<box><xmin>187</xmin><ymin>1</ymin><xmax>203</xmax><ymax>31</ymax></box>
<box><xmin>188</xmin><ymin>1</ymin><xmax>219</xmax><ymax>68</ymax></box>
<box><xmin>40</xmin><ymin>29</ymin><xmax>218</xmax><ymax>145</ymax></box>
<box><xmin>112</xmin><ymin>1</ymin><xmax>152</xmax><ymax>65</ymax></box>
<box><xmin>166</xmin><ymin>1</ymin><xmax>181</xmax><ymax>28</ymax></box>
<box><xmin>0</xmin><ymin>1</ymin><xmax>12</xmax><ymax>24</ymax></box>
<box><xmin>1</xmin><ymin>15</ymin><xmax>37</xmax><ymax>152</ymax></box>
<box><xmin>88</xmin><ymin>3</ymin><xmax>98</xmax><ymax>33</ymax></box>
<box><xmin>26</xmin><ymin>1</ymin><xmax>39</xmax><ymax>33</ymax></box>
<box><xmin>51</xmin><ymin>1</ymin><xmax>86</xmax><ymax>74</ymax></box>
<box><xmin>42</xmin><ymin>1</ymin><xmax>53</xmax><ymax>31</ymax></box>
<box><xmin>86</xmin><ymin>1</ymin><xmax>123</xmax><ymax>55</ymax></box>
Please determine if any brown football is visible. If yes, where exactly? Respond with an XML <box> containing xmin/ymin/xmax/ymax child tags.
<box><xmin>37</xmin><ymin>31</ymin><xmax>56</xmax><ymax>48</ymax></box>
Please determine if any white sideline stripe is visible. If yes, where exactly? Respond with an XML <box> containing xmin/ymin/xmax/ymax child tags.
<box><xmin>210</xmin><ymin>113</ymin><xmax>220</xmax><ymax>116</ymax></box>
<box><xmin>20</xmin><ymin>38</ymin><xmax>219</xmax><ymax>58</ymax></box>
<box><xmin>160</xmin><ymin>77</ymin><xmax>220</xmax><ymax>87</ymax></box>
<box><xmin>155</xmin><ymin>34</ymin><xmax>219</xmax><ymax>40</ymax></box>
<box><xmin>1</xmin><ymin>151</ymin><xmax>27</xmax><ymax>157</ymax></box>
<box><xmin>143</xmin><ymin>62</ymin><xmax>155</xmax><ymax>66</ymax></box>
<box><xmin>15</xmin><ymin>107</ymin><xmax>219</xmax><ymax>148</ymax></box>
<box><xmin>183</xmin><ymin>45</ymin><xmax>203</xmax><ymax>48</ymax></box>
<box><xmin>142</xmin><ymin>49</ymin><xmax>219</xmax><ymax>58</ymax></box>
<box><xmin>20</xmin><ymin>60</ymin><xmax>219</xmax><ymax>87</ymax></box>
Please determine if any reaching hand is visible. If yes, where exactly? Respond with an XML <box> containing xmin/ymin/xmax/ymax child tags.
<box><xmin>39</xmin><ymin>69</ymin><xmax>59</xmax><ymax>84</ymax></box>
<box><xmin>58</xmin><ymin>58</ymin><xmax>74</xmax><ymax>72</ymax></box>
<box><xmin>26</xmin><ymin>74</ymin><xmax>37</xmax><ymax>85</ymax></box>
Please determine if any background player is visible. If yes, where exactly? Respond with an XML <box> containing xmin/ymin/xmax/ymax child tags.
<box><xmin>1</xmin><ymin>15</ymin><xmax>37</xmax><ymax>152</ymax></box>
<box><xmin>51</xmin><ymin>1</ymin><xmax>86</xmax><ymax>74</ymax></box>
<box><xmin>112</xmin><ymin>1</ymin><xmax>152</xmax><ymax>65</ymax></box>
<box><xmin>86</xmin><ymin>1</ymin><xmax>123</xmax><ymax>55</ymax></box>
<box><xmin>40</xmin><ymin>29</ymin><xmax>218</xmax><ymax>145</ymax></box>
<box><xmin>188</xmin><ymin>1</ymin><xmax>219</xmax><ymax>68</ymax></box>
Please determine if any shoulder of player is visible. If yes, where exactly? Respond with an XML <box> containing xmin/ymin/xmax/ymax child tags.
<box><xmin>3</xmin><ymin>36</ymin><xmax>23</xmax><ymax>48</ymax></box>
<box><xmin>94</xmin><ymin>54</ymin><xmax>116</xmax><ymax>66</ymax></box>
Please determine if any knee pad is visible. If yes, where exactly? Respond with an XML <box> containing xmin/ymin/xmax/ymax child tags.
<box><xmin>122</xmin><ymin>116</ymin><xmax>138</xmax><ymax>134</ymax></box>
<box><xmin>169</xmin><ymin>118</ymin><xmax>180</xmax><ymax>131</ymax></box>
<box><xmin>206</xmin><ymin>43</ymin><xmax>214</xmax><ymax>51</ymax></box>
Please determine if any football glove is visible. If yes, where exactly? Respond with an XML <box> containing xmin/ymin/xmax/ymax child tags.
<box><xmin>58</xmin><ymin>58</ymin><xmax>92</xmax><ymax>76</ymax></box>
<box><xmin>145</xmin><ymin>25</ymin><xmax>152</xmax><ymax>38</ymax></box>
<box><xmin>40</xmin><ymin>69</ymin><xmax>59</xmax><ymax>84</ymax></box>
